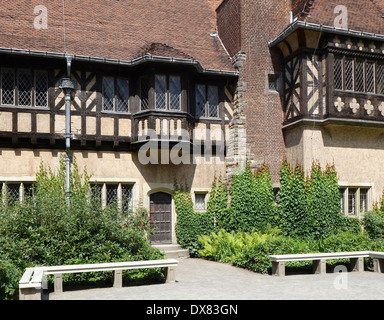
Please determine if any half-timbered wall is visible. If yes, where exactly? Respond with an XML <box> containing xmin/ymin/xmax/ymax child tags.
<box><xmin>0</xmin><ymin>55</ymin><xmax>235</xmax><ymax>153</ymax></box>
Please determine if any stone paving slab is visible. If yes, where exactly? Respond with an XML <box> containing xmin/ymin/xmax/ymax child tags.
<box><xmin>47</xmin><ymin>257</ymin><xmax>384</xmax><ymax>300</ymax></box>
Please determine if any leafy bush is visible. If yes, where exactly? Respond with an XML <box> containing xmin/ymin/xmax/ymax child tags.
<box><xmin>226</xmin><ymin>164</ymin><xmax>276</xmax><ymax>232</ymax></box>
<box><xmin>276</xmin><ymin>162</ymin><xmax>309</xmax><ymax>238</ymax></box>
<box><xmin>206</xmin><ymin>176</ymin><xmax>228</xmax><ymax>230</ymax></box>
<box><xmin>363</xmin><ymin>210</ymin><xmax>384</xmax><ymax>239</ymax></box>
<box><xmin>174</xmin><ymin>185</ymin><xmax>214</xmax><ymax>255</ymax></box>
<box><xmin>198</xmin><ymin>229</ymin><xmax>384</xmax><ymax>274</ymax></box>
<box><xmin>0</xmin><ymin>156</ymin><xmax>163</xmax><ymax>300</ymax></box>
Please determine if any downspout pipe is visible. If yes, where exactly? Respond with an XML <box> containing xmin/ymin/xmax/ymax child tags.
<box><xmin>59</xmin><ymin>54</ymin><xmax>77</xmax><ymax>206</ymax></box>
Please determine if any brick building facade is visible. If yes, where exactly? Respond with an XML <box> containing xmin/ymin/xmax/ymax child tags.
<box><xmin>218</xmin><ymin>0</ymin><xmax>384</xmax><ymax>217</ymax></box>
<box><xmin>1</xmin><ymin>0</ymin><xmax>384</xmax><ymax>241</ymax></box>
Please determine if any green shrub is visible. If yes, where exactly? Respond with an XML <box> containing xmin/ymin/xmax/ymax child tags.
<box><xmin>227</xmin><ymin>164</ymin><xmax>255</xmax><ymax>231</ymax></box>
<box><xmin>206</xmin><ymin>176</ymin><xmax>228</xmax><ymax>230</ymax></box>
<box><xmin>276</xmin><ymin>162</ymin><xmax>309</xmax><ymax>238</ymax></box>
<box><xmin>363</xmin><ymin>210</ymin><xmax>384</xmax><ymax>239</ymax></box>
<box><xmin>0</xmin><ymin>260</ymin><xmax>22</xmax><ymax>300</ymax></box>
<box><xmin>306</xmin><ymin>163</ymin><xmax>344</xmax><ymax>239</ymax></box>
<box><xmin>227</xmin><ymin>164</ymin><xmax>276</xmax><ymax>232</ymax></box>
<box><xmin>198</xmin><ymin>229</ymin><xmax>384</xmax><ymax>274</ymax></box>
<box><xmin>174</xmin><ymin>185</ymin><xmax>214</xmax><ymax>255</ymax></box>
<box><xmin>0</xmin><ymin>156</ymin><xmax>163</xmax><ymax>300</ymax></box>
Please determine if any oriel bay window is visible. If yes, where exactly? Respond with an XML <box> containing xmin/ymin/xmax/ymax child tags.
<box><xmin>0</xmin><ymin>68</ymin><xmax>48</xmax><ymax>107</ymax></box>
<box><xmin>196</xmin><ymin>84</ymin><xmax>219</xmax><ymax>118</ymax></box>
<box><xmin>102</xmin><ymin>77</ymin><xmax>130</xmax><ymax>112</ymax></box>
<box><xmin>334</xmin><ymin>56</ymin><xmax>384</xmax><ymax>95</ymax></box>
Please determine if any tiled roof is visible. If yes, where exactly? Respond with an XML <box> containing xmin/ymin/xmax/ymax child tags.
<box><xmin>293</xmin><ymin>0</ymin><xmax>384</xmax><ymax>35</ymax></box>
<box><xmin>0</xmin><ymin>0</ymin><xmax>234</xmax><ymax>72</ymax></box>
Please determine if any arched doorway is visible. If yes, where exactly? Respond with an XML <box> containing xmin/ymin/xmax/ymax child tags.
<box><xmin>150</xmin><ymin>192</ymin><xmax>172</xmax><ymax>243</ymax></box>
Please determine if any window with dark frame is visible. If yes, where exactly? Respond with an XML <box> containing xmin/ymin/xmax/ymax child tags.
<box><xmin>140</xmin><ymin>76</ymin><xmax>150</xmax><ymax>111</ymax></box>
<box><xmin>334</xmin><ymin>56</ymin><xmax>384</xmax><ymax>95</ymax></box>
<box><xmin>195</xmin><ymin>84</ymin><xmax>219</xmax><ymax>118</ymax></box>
<box><xmin>0</xmin><ymin>68</ymin><xmax>48</xmax><ymax>108</ymax></box>
<box><xmin>102</xmin><ymin>77</ymin><xmax>129</xmax><ymax>112</ymax></box>
<box><xmin>155</xmin><ymin>74</ymin><xmax>181</xmax><ymax>110</ymax></box>
<box><xmin>268</xmin><ymin>73</ymin><xmax>280</xmax><ymax>92</ymax></box>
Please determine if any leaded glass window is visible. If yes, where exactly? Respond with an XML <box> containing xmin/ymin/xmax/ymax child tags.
<box><xmin>35</xmin><ymin>71</ymin><xmax>48</xmax><ymax>107</ymax></box>
<box><xmin>116</xmin><ymin>78</ymin><xmax>129</xmax><ymax>112</ymax></box>
<box><xmin>155</xmin><ymin>75</ymin><xmax>167</xmax><ymax>109</ymax></box>
<box><xmin>195</xmin><ymin>84</ymin><xmax>219</xmax><ymax>118</ymax></box>
<box><xmin>154</xmin><ymin>74</ymin><xmax>181</xmax><ymax>110</ymax></box>
<box><xmin>18</xmin><ymin>69</ymin><xmax>32</xmax><ymax>106</ymax></box>
<box><xmin>366</xmin><ymin>61</ymin><xmax>375</xmax><ymax>93</ymax></box>
<box><xmin>208</xmin><ymin>86</ymin><xmax>219</xmax><ymax>117</ymax></box>
<box><xmin>106</xmin><ymin>184</ymin><xmax>118</xmax><ymax>206</ymax></box>
<box><xmin>140</xmin><ymin>76</ymin><xmax>150</xmax><ymax>111</ymax></box>
<box><xmin>102</xmin><ymin>77</ymin><xmax>114</xmax><ymax>111</ymax></box>
<box><xmin>334</xmin><ymin>57</ymin><xmax>383</xmax><ymax>95</ymax></box>
<box><xmin>355</xmin><ymin>60</ymin><xmax>364</xmax><ymax>92</ymax></box>
<box><xmin>169</xmin><ymin>76</ymin><xmax>181</xmax><ymax>110</ymax></box>
<box><xmin>345</xmin><ymin>58</ymin><xmax>354</xmax><ymax>91</ymax></box>
<box><xmin>102</xmin><ymin>77</ymin><xmax>129</xmax><ymax>112</ymax></box>
<box><xmin>378</xmin><ymin>63</ymin><xmax>384</xmax><ymax>95</ymax></box>
<box><xmin>334</xmin><ymin>57</ymin><xmax>343</xmax><ymax>90</ymax></box>
<box><xmin>196</xmin><ymin>84</ymin><xmax>206</xmax><ymax>118</ymax></box>
<box><xmin>1</xmin><ymin>68</ymin><xmax>15</xmax><ymax>105</ymax></box>
<box><xmin>6</xmin><ymin>184</ymin><xmax>20</xmax><ymax>205</ymax></box>
<box><xmin>122</xmin><ymin>185</ymin><xmax>133</xmax><ymax>213</ymax></box>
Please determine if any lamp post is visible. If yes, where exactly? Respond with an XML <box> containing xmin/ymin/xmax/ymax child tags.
<box><xmin>59</xmin><ymin>55</ymin><xmax>77</xmax><ymax>206</ymax></box>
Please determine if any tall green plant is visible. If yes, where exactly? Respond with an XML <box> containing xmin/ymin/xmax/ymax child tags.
<box><xmin>276</xmin><ymin>162</ymin><xmax>309</xmax><ymax>238</ymax></box>
<box><xmin>251</xmin><ymin>164</ymin><xmax>277</xmax><ymax>230</ymax></box>
<box><xmin>0</xmin><ymin>156</ymin><xmax>163</xmax><ymax>300</ymax></box>
<box><xmin>307</xmin><ymin>162</ymin><xmax>343</xmax><ymax>239</ymax></box>
<box><xmin>206</xmin><ymin>176</ymin><xmax>229</xmax><ymax>230</ymax></box>
<box><xmin>228</xmin><ymin>164</ymin><xmax>254</xmax><ymax>231</ymax></box>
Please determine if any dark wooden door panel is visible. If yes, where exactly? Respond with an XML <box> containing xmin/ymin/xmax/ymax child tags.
<box><xmin>150</xmin><ymin>192</ymin><xmax>172</xmax><ymax>243</ymax></box>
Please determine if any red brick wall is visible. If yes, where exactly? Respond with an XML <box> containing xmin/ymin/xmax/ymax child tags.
<box><xmin>218</xmin><ymin>0</ymin><xmax>291</xmax><ymax>182</ymax></box>
<box><xmin>216</xmin><ymin>0</ymin><xmax>242</xmax><ymax>57</ymax></box>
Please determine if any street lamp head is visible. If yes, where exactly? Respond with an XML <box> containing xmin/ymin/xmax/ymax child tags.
<box><xmin>59</xmin><ymin>78</ymin><xmax>77</xmax><ymax>91</ymax></box>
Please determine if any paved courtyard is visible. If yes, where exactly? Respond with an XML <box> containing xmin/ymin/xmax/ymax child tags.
<box><xmin>47</xmin><ymin>257</ymin><xmax>384</xmax><ymax>300</ymax></box>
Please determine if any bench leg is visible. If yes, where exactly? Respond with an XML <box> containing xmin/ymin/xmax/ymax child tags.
<box><xmin>374</xmin><ymin>258</ymin><xmax>384</xmax><ymax>273</ymax></box>
<box><xmin>272</xmin><ymin>261</ymin><xmax>285</xmax><ymax>276</ymax></box>
<box><xmin>350</xmin><ymin>257</ymin><xmax>364</xmax><ymax>272</ymax></box>
<box><xmin>19</xmin><ymin>287</ymin><xmax>42</xmax><ymax>300</ymax></box>
<box><xmin>164</xmin><ymin>266</ymin><xmax>176</xmax><ymax>283</ymax></box>
<box><xmin>54</xmin><ymin>274</ymin><xmax>63</xmax><ymax>293</ymax></box>
<box><xmin>313</xmin><ymin>259</ymin><xmax>326</xmax><ymax>274</ymax></box>
<box><xmin>113</xmin><ymin>270</ymin><xmax>123</xmax><ymax>288</ymax></box>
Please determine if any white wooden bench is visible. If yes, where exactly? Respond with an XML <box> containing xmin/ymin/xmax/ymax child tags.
<box><xmin>269</xmin><ymin>251</ymin><xmax>384</xmax><ymax>276</ymax></box>
<box><xmin>19</xmin><ymin>258</ymin><xmax>178</xmax><ymax>300</ymax></box>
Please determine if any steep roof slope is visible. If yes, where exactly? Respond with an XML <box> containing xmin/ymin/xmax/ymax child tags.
<box><xmin>292</xmin><ymin>0</ymin><xmax>384</xmax><ymax>35</ymax></box>
<box><xmin>0</xmin><ymin>0</ymin><xmax>234</xmax><ymax>72</ymax></box>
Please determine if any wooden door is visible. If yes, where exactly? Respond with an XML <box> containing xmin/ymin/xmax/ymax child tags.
<box><xmin>150</xmin><ymin>192</ymin><xmax>172</xmax><ymax>243</ymax></box>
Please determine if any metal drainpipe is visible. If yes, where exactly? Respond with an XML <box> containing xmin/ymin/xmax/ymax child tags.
<box><xmin>59</xmin><ymin>55</ymin><xmax>77</xmax><ymax>206</ymax></box>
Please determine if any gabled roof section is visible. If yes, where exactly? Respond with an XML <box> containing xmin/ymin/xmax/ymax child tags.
<box><xmin>292</xmin><ymin>0</ymin><xmax>384</xmax><ymax>36</ymax></box>
<box><xmin>0</xmin><ymin>0</ymin><xmax>235</xmax><ymax>73</ymax></box>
